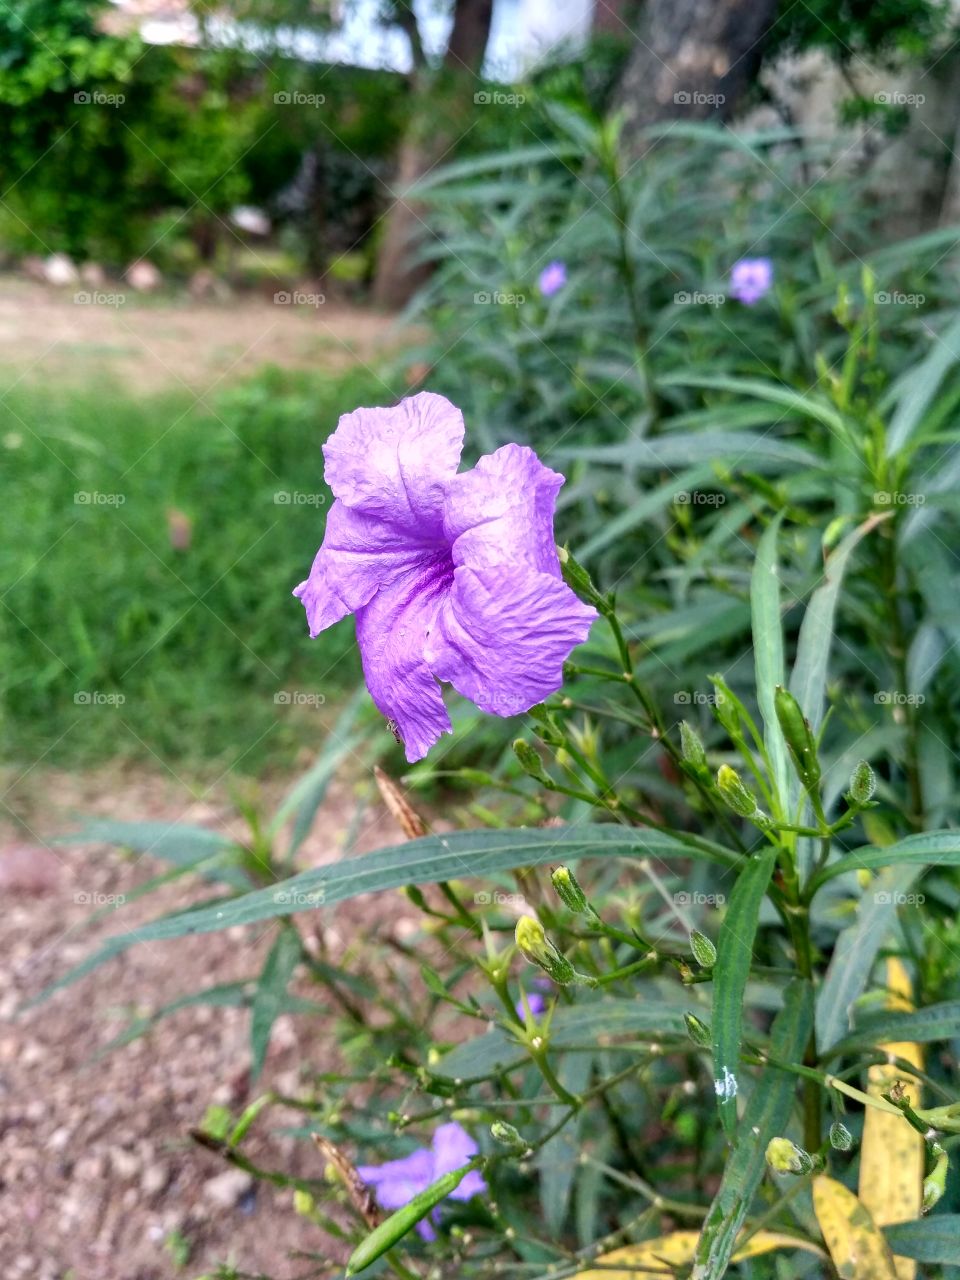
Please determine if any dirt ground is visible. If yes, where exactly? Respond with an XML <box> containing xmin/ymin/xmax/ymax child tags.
<box><xmin>0</xmin><ymin>277</ymin><xmax>402</xmax><ymax>391</ymax></box>
<box><xmin>1</xmin><ymin>760</ymin><xmax>416</xmax><ymax>1280</ymax></box>
<box><xmin>0</xmin><ymin>279</ymin><xmax>424</xmax><ymax>1278</ymax></box>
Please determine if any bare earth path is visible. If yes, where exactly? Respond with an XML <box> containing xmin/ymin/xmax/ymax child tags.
<box><xmin>0</xmin><ymin>282</ymin><xmax>414</xmax><ymax>1278</ymax></box>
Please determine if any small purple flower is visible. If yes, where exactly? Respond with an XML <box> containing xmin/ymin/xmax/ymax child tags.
<box><xmin>515</xmin><ymin>974</ymin><xmax>552</xmax><ymax>1018</ymax></box>
<box><xmin>357</xmin><ymin>1122</ymin><xmax>487</xmax><ymax>1240</ymax></box>
<box><xmin>538</xmin><ymin>260</ymin><xmax>567</xmax><ymax>297</ymax></box>
<box><xmin>294</xmin><ymin>393</ymin><xmax>597</xmax><ymax>762</ymax></box>
<box><xmin>730</xmin><ymin>258</ymin><xmax>773</xmax><ymax>306</ymax></box>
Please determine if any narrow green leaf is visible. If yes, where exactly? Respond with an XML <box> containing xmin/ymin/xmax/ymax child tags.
<box><xmin>657</xmin><ymin>373</ymin><xmax>848</xmax><ymax>436</ymax></box>
<box><xmin>827</xmin><ymin>997</ymin><xmax>960</xmax><ymax>1058</ymax></box>
<box><xmin>750</xmin><ymin>514</ymin><xmax>789</xmax><ymax>807</ymax></box>
<box><xmin>537</xmin><ymin>1053</ymin><xmax>593</xmax><ymax>1233</ymax></box>
<box><xmin>810</xmin><ymin>830</ymin><xmax>960</xmax><ymax>893</ymax></box>
<box><xmin>250</xmin><ymin>926</ymin><xmax>303</xmax><ymax>1079</ymax></box>
<box><xmin>693</xmin><ymin>979</ymin><xmax>813</xmax><ymax>1280</ymax></box>
<box><xmin>884</xmin><ymin>313</ymin><xmax>960</xmax><ymax>456</ymax></box>
<box><xmin>712</xmin><ymin>847</ymin><xmax>779</xmax><ymax>1136</ymax></box>
<box><xmin>39</xmin><ymin>825</ymin><xmax>738</xmax><ymax>1003</ymax></box>
<box><xmin>58</xmin><ymin>820</ymin><xmax>250</xmax><ymax>889</ymax></box>
<box><xmin>577</xmin><ymin>465</ymin><xmax>717</xmax><ymax>561</ymax></box>
<box><xmin>883</xmin><ymin>1216</ymin><xmax>960</xmax><ymax>1261</ymax></box>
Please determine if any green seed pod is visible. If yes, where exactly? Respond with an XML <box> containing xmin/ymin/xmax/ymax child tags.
<box><xmin>774</xmin><ymin>686</ymin><xmax>821</xmax><ymax>793</ymax></box>
<box><xmin>403</xmin><ymin>885</ymin><xmax>428</xmax><ymax>911</ymax></box>
<box><xmin>716</xmin><ymin>764</ymin><xmax>764</xmax><ymax>820</ymax></box>
<box><xmin>923</xmin><ymin>1142</ymin><xmax>948</xmax><ymax>1212</ymax></box>
<box><xmin>765</xmin><ymin>1136</ymin><xmax>813</xmax><ymax>1175</ymax></box>
<box><xmin>679</xmin><ymin>721</ymin><xmax>707</xmax><ymax>771</ymax></box>
<box><xmin>829</xmin><ymin>1121</ymin><xmax>854</xmax><ymax>1151</ymax></box>
<box><xmin>690</xmin><ymin>930</ymin><xmax>717</xmax><ymax>969</ymax></box>
<box><xmin>345</xmin><ymin>1160</ymin><xmax>481</xmax><ymax>1275</ymax></box>
<box><xmin>515</xmin><ymin>915</ymin><xmax>576</xmax><ymax>985</ymax></box>
<box><xmin>551</xmin><ymin>866</ymin><xmax>590</xmax><ymax>915</ymax></box>
<box><xmin>513</xmin><ymin>739</ymin><xmax>550</xmax><ymax>784</ymax></box>
<box><xmin>684</xmin><ymin>1012</ymin><xmax>711</xmax><ymax>1047</ymax></box>
<box><xmin>848</xmin><ymin>759</ymin><xmax>877</xmax><ymax>806</ymax></box>
<box><xmin>490</xmin><ymin>1120</ymin><xmax>527</xmax><ymax>1153</ymax></box>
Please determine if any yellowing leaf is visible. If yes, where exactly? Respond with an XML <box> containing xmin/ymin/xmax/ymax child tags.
<box><xmin>813</xmin><ymin>1174</ymin><xmax>898</xmax><ymax>1280</ymax></box>
<box><xmin>571</xmin><ymin>1228</ymin><xmax>825</xmax><ymax>1279</ymax></box>
<box><xmin>858</xmin><ymin>957</ymin><xmax>924</xmax><ymax>1280</ymax></box>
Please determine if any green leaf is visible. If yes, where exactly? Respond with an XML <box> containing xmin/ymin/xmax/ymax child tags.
<box><xmin>537</xmin><ymin>1053</ymin><xmax>593</xmax><ymax>1233</ymax></box>
<box><xmin>883</xmin><ymin>1216</ymin><xmax>960</xmax><ymax>1262</ymax></box>
<box><xmin>656</xmin><ymin>373</ymin><xmax>848</xmax><ymax>437</ymax></box>
<box><xmin>815</xmin><ymin>862</ymin><xmax>923</xmax><ymax>1051</ymax></box>
<box><xmin>810</xmin><ymin>830</ymin><xmax>960</xmax><ymax>894</ymax></box>
<box><xmin>250</xmin><ymin>926</ymin><xmax>303</xmax><ymax>1079</ymax></box>
<box><xmin>693</xmin><ymin>979</ymin><xmax>813</xmax><ymax>1280</ymax></box>
<box><xmin>712</xmin><ymin>847</ymin><xmax>778</xmax><ymax>1136</ymax></box>
<box><xmin>434</xmin><ymin>998</ymin><xmax>691</xmax><ymax>1082</ymax></box>
<box><xmin>883</xmin><ymin>313</ymin><xmax>960</xmax><ymax>456</ymax></box>
<box><xmin>40</xmin><ymin>826</ymin><xmax>737</xmax><ymax>1002</ymax></box>
<box><xmin>750</xmin><ymin>514</ymin><xmax>789</xmax><ymax>808</ymax></box>
<box><xmin>555</xmin><ymin>433</ymin><xmax>819</xmax><ymax>470</ymax></box>
<box><xmin>58</xmin><ymin>820</ymin><xmax>251</xmax><ymax>889</ymax></box>
<box><xmin>576</xmin><ymin>465</ymin><xmax>717</xmax><ymax>561</ymax></box>
<box><xmin>827</xmin><ymin>998</ymin><xmax>960</xmax><ymax>1058</ymax></box>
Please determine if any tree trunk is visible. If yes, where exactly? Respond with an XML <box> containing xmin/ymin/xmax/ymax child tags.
<box><xmin>615</xmin><ymin>0</ymin><xmax>779</xmax><ymax>146</ymax></box>
<box><xmin>373</xmin><ymin>0</ymin><xmax>494</xmax><ymax>310</ymax></box>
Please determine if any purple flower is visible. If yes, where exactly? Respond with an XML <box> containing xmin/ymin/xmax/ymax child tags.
<box><xmin>538</xmin><ymin>260</ymin><xmax>567</xmax><ymax>297</ymax></box>
<box><xmin>294</xmin><ymin>393</ymin><xmax>597</xmax><ymax>762</ymax></box>
<box><xmin>515</xmin><ymin>974</ymin><xmax>552</xmax><ymax>1018</ymax></box>
<box><xmin>357</xmin><ymin>1122</ymin><xmax>487</xmax><ymax>1240</ymax></box>
<box><xmin>730</xmin><ymin>258</ymin><xmax>773</xmax><ymax>306</ymax></box>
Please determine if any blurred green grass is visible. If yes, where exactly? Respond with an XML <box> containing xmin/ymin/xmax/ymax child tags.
<box><xmin>0</xmin><ymin>364</ymin><xmax>387</xmax><ymax>771</ymax></box>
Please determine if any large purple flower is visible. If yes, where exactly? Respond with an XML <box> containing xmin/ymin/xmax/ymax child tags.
<box><xmin>294</xmin><ymin>393</ymin><xmax>597</xmax><ymax>761</ymax></box>
<box><xmin>357</xmin><ymin>1122</ymin><xmax>487</xmax><ymax>1240</ymax></box>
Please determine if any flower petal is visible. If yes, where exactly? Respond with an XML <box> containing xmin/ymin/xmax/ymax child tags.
<box><xmin>443</xmin><ymin>444</ymin><xmax>565</xmax><ymax>577</ymax></box>
<box><xmin>293</xmin><ymin>499</ymin><xmax>436</xmax><ymax>638</ymax></box>
<box><xmin>431</xmin><ymin>1123</ymin><xmax>479</xmax><ymax>1177</ymax></box>
<box><xmin>425</xmin><ymin>566</ymin><xmax>597</xmax><ymax>717</ymax></box>
<box><xmin>323</xmin><ymin>392</ymin><xmax>464</xmax><ymax>532</ymax></box>
<box><xmin>355</xmin><ymin>558</ymin><xmax>454</xmax><ymax>762</ymax></box>
<box><xmin>357</xmin><ymin>1148</ymin><xmax>434</xmax><ymax>1210</ymax></box>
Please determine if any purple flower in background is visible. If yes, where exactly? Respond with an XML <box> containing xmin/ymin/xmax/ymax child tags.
<box><xmin>538</xmin><ymin>260</ymin><xmax>567</xmax><ymax>297</ymax></box>
<box><xmin>294</xmin><ymin>393</ymin><xmax>597</xmax><ymax>762</ymax></box>
<box><xmin>357</xmin><ymin>1122</ymin><xmax>487</xmax><ymax>1240</ymax></box>
<box><xmin>730</xmin><ymin>258</ymin><xmax>773</xmax><ymax>305</ymax></box>
<box><xmin>515</xmin><ymin>974</ymin><xmax>553</xmax><ymax>1018</ymax></box>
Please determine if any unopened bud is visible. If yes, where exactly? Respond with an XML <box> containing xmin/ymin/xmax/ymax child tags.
<box><xmin>829</xmin><ymin>1121</ymin><xmax>853</xmax><ymax>1151</ymax></box>
<box><xmin>690</xmin><ymin>930</ymin><xmax>717</xmax><ymax>969</ymax></box>
<box><xmin>680</xmin><ymin>720</ymin><xmax>707</xmax><ymax>771</ymax></box>
<box><xmin>551</xmin><ymin>866</ymin><xmax>591</xmax><ymax>915</ymax></box>
<box><xmin>558</xmin><ymin>545</ymin><xmax>606</xmax><ymax>610</ymax></box>
<box><xmin>847</xmin><ymin>759</ymin><xmax>877</xmax><ymax>806</ymax></box>
<box><xmin>765</xmin><ymin>1136</ymin><xmax>813</xmax><ymax>1175</ymax></box>
<box><xmin>515</xmin><ymin>915</ymin><xmax>575</xmax><ymax>985</ymax></box>
<box><xmin>716</xmin><ymin>764</ymin><xmax>764</xmax><ymax>820</ymax></box>
<box><xmin>513</xmin><ymin>739</ymin><xmax>550</xmax><ymax>784</ymax></box>
<box><xmin>684</xmin><ymin>1012</ymin><xmax>711</xmax><ymax>1047</ymax></box>
<box><xmin>774</xmin><ymin>686</ymin><xmax>821</xmax><ymax>793</ymax></box>
<box><xmin>923</xmin><ymin>1142</ymin><xmax>948</xmax><ymax>1211</ymax></box>
<box><xmin>490</xmin><ymin>1120</ymin><xmax>527</xmax><ymax>1153</ymax></box>
<box><xmin>293</xmin><ymin>1189</ymin><xmax>315</xmax><ymax>1215</ymax></box>
<box><xmin>404</xmin><ymin>885</ymin><xmax>428</xmax><ymax>911</ymax></box>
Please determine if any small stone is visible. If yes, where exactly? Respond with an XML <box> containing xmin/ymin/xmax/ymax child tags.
<box><xmin>43</xmin><ymin>254</ymin><xmax>78</xmax><ymax>286</ymax></box>
<box><xmin>203</xmin><ymin>1168</ymin><xmax>254</xmax><ymax>1208</ymax></box>
<box><xmin>141</xmin><ymin>1164</ymin><xmax>168</xmax><ymax>1196</ymax></box>
<box><xmin>109</xmin><ymin>1147</ymin><xmax>140</xmax><ymax>1180</ymax></box>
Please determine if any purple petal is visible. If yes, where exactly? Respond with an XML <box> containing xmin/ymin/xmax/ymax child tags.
<box><xmin>355</xmin><ymin>559</ymin><xmax>454</xmax><ymax>762</ymax></box>
<box><xmin>357</xmin><ymin>1147</ymin><xmax>435</xmax><ymax>1210</ymax></box>
<box><xmin>293</xmin><ymin>499</ymin><xmax>436</xmax><ymax>637</ymax></box>
<box><xmin>450</xmin><ymin>1167</ymin><xmax>488</xmax><ymax>1201</ymax></box>
<box><xmin>426</xmin><ymin>566</ymin><xmax>596</xmax><ymax>718</ymax></box>
<box><xmin>431</xmin><ymin>1123</ymin><xmax>479</xmax><ymax>1175</ymax></box>
<box><xmin>443</xmin><ymin>444</ymin><xmax>565</xmax><ymax>577</ymax></box>
<box><xmin>322</xmin><ymin>392</ymin><xmax>464</xmax><ymax>533</ymax></box>
<box><xmin>538</xmin><ymin>261</ymin><xmax>567</xmax><ymax>297</ymax></box>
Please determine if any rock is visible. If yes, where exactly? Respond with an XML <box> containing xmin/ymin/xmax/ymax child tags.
<box><xmin>230</xmin><ymin>205</ymin><xmax>271</xmax><ymax>236</ymax></box>
<box><xmin>0</xmin><ymin>844</ymin><xmax>62</xmax><ymax>895</ymax></box>
<box><xmin>125</xmin><ymin>259</ymin><xmax>162</xmax><ymax>291</ymax></box>
<box><xmin>109</xmin><ymin>1147</ymin><xmax>140</xmax><ymax>1180</ymax></box>
<box><xmin>79</xmin><ymin>262</ymin><xmax>106</xmax><ymax>288</ymax></box>
<box><xmin>203</xmin><ymin>1168</ymin><xmax>254</xmax><ymax>1208</ymax></box>
<box><xmin>43</xmin><ymin>254</ymin><xmax>78</xmax><ymax>286</ymax></box>
<box><xmin>141</xmin><ymin>1164</ymin><xmax>168</xmax><ymax>1196</ymax></box>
